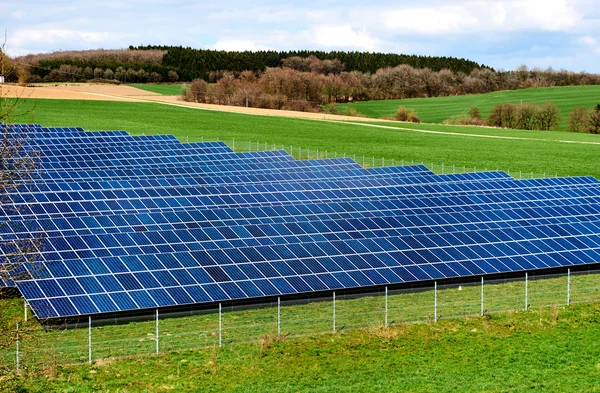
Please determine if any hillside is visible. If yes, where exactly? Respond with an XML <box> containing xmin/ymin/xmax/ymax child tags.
<box><xmin>335</xmin><ymin>85</ymin><xmax>600</xmax><ymax>128</ymax></box>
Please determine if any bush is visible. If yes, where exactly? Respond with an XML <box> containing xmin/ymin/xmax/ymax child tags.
<box><xmin>325</xmin><ymin>104</ymin><xmax>341</xmax><ymax>115</ymax></box>
<box><xmin>535</xmin><ymin>102</ymin><xmax>561</xmax><ymax>131</ymax></box>
<box><xmin>589</xmin><ymin>108</ymin><xmax>600</xmax><ymax>134</ymax></box>
<box><xmin>345</xmin><ymin>108</ymin><xmax>366</xmax><ymax>117</ymax></box>
<box><xmin>568</xmin><ymin>107</ymin><xmax>589</xmax><ymax>132</ymax></box>
<box><xmin>469</xmin><ymin>106</ymin><xmax>481</xmax><ymax>120</ymax></box>
<box><xmin>396</xmin><ymin>106</ymin><xmax>409</xmax><ymax>121</ymax></box>
<box><xmin>182</xmin><ymin>79</ymin><xmax>208</xmax><ymax>103</ymax></box>
<box><xmin>395</xmin><ymin>106</ymin><xmax>419</xmax><ymax>122</ymax></box>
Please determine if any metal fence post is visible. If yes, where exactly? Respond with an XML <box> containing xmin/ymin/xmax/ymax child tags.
<box><xmin>24</xmin><ymin>300</ymin><xmax>27</xmax><ymax>322</ymax></box>
<box><xmin>442</xmin><ymin>163</ymin><xmax>444</xmax><ymax>174</ymax></box>
<box><xmin>156</xmin><ymin>309</ymin><xmax>159</xmax><ymax>354</ymax></box>
<box><xmin>385</xmin><ymin>286</ymin><xmax>389</xmax><ymax>328</ymax></box>
<box><xmin>88</xmin><ymin>316</ymin><xmax>92</xmax><ymax>364</ymax></box>
<box><xmin>16</xmin><ymin>323</ymin><xmax>19</xmax><ymax>371</ymax></box>
<box><xmin>232</xmin><ymin>139</ymin><xmax>235</xmax><ymax>151</ymax></box>
<box><xmin>567</xmin><ymin>268</ymin><xmax>571</xmax><ymax>305</ymax></box>
<box><xmin>277</xmin><ymin>297</ymin><xmax>281</xmax><ymax>338</ymax></box>
<box><xmin>434</xmin><ymin>281</ymin><xmax>438</xmax><ymax>322</ymax></box>
<box><xmin>219</xmin><ymin>303</ymin><xmax>222</xmax><ymax>348</ymax></box>
<box><xmin>333</xmin><ymin>291</ymin><xmax>336</xmax><ymax>333</ymax></box>
<box><xmin>480</xmin><ymin>277</ymin><xmax>484</xmax><ymax>316</ymax></box>
<box><xmin>525</xmin><ymin>272</ymin><xmax>529</xmax><ymax>311</ymax></box>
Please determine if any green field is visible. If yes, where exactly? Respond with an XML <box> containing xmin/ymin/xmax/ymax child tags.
<box><xmin>11</xmin><ymin>98</ymin><xmax>600</xmax><ymax>178</ymax></box>
<box><xmin>336</xmin><ymin>86</ymin><xmax>600</xmax><ymax>127</ymax></box>
<box><xmin>4</xmin><ymin>299</ymin><xmax>600</xmax><ymax>392</ymax></box>
<box><xmin>127</xmin><ymin>83</ymin><xmax>185</xmax><ymax>95</ymax></box>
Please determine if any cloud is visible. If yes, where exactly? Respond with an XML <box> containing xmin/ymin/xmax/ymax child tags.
<box><xmin>212</xmin><ymin>39</ymin><xmax>273</xmax><ymax>51</ymax></box>
<box><xmin>382</xmin><ymin>0</ymin><xmax>580</xmax><ymax>35</ymax></box>
<box><xmin>310</xmin><ymin>25</ymin><xmax>381</xmax><ymax>51</ymax></box>
<box><xmin>577</xmin><ymin>35</ymin><xmax>600</xmax><ymax>55</ymax></box>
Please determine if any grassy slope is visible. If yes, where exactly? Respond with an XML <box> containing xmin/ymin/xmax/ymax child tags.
<box><xmin>6</xmin><ymin>303</ymin><xmax>600</xmax><ymax>392</ymax></box>
<box><xmin>14</xmin><ymin>98</ymin><xmax>600</xmax><ymax>178</ymax></box>
<box><xmin>335</xmin><ymin>86</ymin><xmax>600</xmax><ymax>127</ymax></box>
<box><xmin>127</xmin><ymin>84</ymin><xmax>184</xmax><ymax>95</ymax></box>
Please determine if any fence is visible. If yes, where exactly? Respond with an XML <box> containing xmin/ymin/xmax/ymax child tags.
<box><xmin>171</xmin><ymin>136</ymin><xmax>557</xmax><ymax>179</ymax></box>
<box><xmin>2</xmin><ymin>268</ymin><xmax>600</xmax><ymax>371</ymax></box>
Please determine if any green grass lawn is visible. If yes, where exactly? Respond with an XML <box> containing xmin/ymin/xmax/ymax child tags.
<box><xmin>335</xmin><ymin>85</ymin><xmax>600</xmax><ymax>128</ymax></box>
<box><xmin>4</xmin><ymin>300</ymin><xmax>600</xmax><ymax>392</ymax></box>
<box><xmin>12</xmin><ymin>98</ymin><xmax>600</xmax><ymax>178</ymax></box>
<box><xmin>127</xmin><ymin>83</ymin><xmax>185</xmax><ymax>95</ymax></box>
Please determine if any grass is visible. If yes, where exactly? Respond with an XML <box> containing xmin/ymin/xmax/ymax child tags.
<box><xmin>127</xmin><ymin>84</ymin><xmax>185</xmax><ymax>96</ymax></box>
<box><xmin>4</xmin><ymin>292</ymin><xmax>600</xmax><ymax>392</ymax></box>
<box><xmin>10</xmin><ymin>98</ymin><xmax>600</xmax><ymax>178</ymax></box>
<box><xmin>335</xmin><ymin>86</ymin><xmax>600</xmax><ymax>128</ymax></box>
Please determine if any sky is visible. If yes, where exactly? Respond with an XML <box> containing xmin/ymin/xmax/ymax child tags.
<box><xmin>2</xmin><ymin>0</ymin><xmax>600</xmax><ymax>72</ymax></box>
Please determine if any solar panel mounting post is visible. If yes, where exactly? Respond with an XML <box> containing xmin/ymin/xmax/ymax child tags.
<box><xmin>567</xmin><ymin>268</ymin><xmax>571</xmax><ymax>305</ymax></box>
<box><xmin>480</xmin><ymin>277</ymin><xmax>484</xmax><ymax>316</ymax></box>
<box><xmin>385</xmin><ymin>286</ymin><xmax>388</xmax><ymax>328</ymax></box>
<box><xmin>277</xmin><ymin>297</ymin><xmax>281</xmax><ymax>338</ymax></box>
<box><xmin>434</xmin><ymin>281</ymin><xmax>438</xmax><ymax>322</ymax></box>
<box><xmin>155</xmin><ymin>309</ymin><xmax>159</xmax><ymax>354</ymax></box>
<box><xmin>525</xmin><ymin>273</ymin><xmax>529</xmax><ymax>311</ymax></box>
<box><xmin>333</xmin><ymin>291</ymin><xmax>336</xmax><ymax>333</ymax></box>
<box><xmin>16</xmin><ymin>323</ymin><xmax>19</xmax><ymax>371</ymax></box>
<box><xmin>219</xmin><ymin>303</ymin><xmax>222</xmax><ymax>347</ymax></box>
<box><xmin>88</xmin><ymin>316</ymin><xmax>92</xmax><ymax>364</ymax></box>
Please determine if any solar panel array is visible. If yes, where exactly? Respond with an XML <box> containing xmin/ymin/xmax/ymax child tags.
<box><xmin>2</xmin><ymin>123</ymin><xmax>600</xmax><ymax>320</ymax></box>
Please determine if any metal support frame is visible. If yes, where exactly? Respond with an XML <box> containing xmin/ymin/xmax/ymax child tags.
<box><xmin>385</xmin><ymin>286</ymin><xmax>389</xmax><ymax>328</ymax></box>
<box><xmin>567</xmin><ymin>268</ymin><xmax>571</xmax><ymax>305</ymax></box>
<box><xmin>480</xmin><ymin>277</ymin><xmax>484</xmax><ymax>316</ymax></box>
<box><xmin>332</xmin><ymin>291</ymin><xmax>336</xmax><ymax>333</ymax></box>
<box><xmin>156</xmin><ymin>309</ymin><xmax>159</xmax><ymax>354</ymax></box>
<box><xmin>525</xmin><ymin>272</ymin><xmax>529</xmax><ymax>311</ymax></box>
<box><xmin>277</xmin><ymin>297</ymin><xmax>281</xmax><ymax>338</ymax></box>
<box><xmin>434</xmin><ymin>281</ymin><xmax>438</xmax><ymax>322</ymax></box>
<box><xmin>219</xmin><ymin>303</ymin><xmax>222</xmax><ymax>347</ymax></box>
<box><xmin>88</xmin><ymin>316</ymin><xmax>92</xmax><ymax>364</ymax></box>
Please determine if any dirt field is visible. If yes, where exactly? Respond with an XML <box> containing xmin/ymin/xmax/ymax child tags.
<box><xmin>1</xmin><ymin>83</ymin><xmax>395</xmax><ymax>123</ymax></box>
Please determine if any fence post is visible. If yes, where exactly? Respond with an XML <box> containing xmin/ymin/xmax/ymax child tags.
<box><xmin>156</xmin><ymin>309</ymin><xmax>159</xmax><ymax>354</ymax></box>
<box><xmin>567</xmin><ymin>268</ymin><xmax>571</xmax><ymax>305</ymax></box>
<box><xmin>277</xmin><ymin>297</ymin><xmax>281</xmax><ymax>338</ymax></box>
<box><xmin>333</xmin><ymin>291</ymin><xmax>336</xmax><ymax>333</ymax></box>
<box><xmin>385</xmin><ymin>286</ymin><xmax>389</xmax><ymax>328</ymax></box>
<box><xmin>307</xmin><ymin>148</ymin><xmax>310</xmax><ymax>159</ymax></box>
<box><xmin>434</xmin><ymin>281</ymin><xmax>438</xmax><ymax>322</ymax></box>
<box><xmin>372</xmin><ymin>156</ymin><xmax>374</xmax><ymax>167</ymax></box>
<box><xmin>442</xmin><ymin>163</ymin><xmax>444</xmax><ymax>174</ymax></box>
<box><xmin>362</xmin><ymin>155</ymin><xmax>365</xmax><ymax>167</ymax></box>
<box><xmin>525</xmin><ymin>272</ymin><xmax>529</xmax><ymax>311</ymax></box>
<box><xmin>219</xmin><ymin>303</ymin><xmax>222</xmax><ymax>348</ymax></box>
<box><xmin>16</xmin><ymin>323</ymin><xmax>19</xmax><ymax>371</ymax></box>
<box><xmin>232</xmin><ymin>139</ymin><xmax>235</xmax><ymax>151</ymax></box>
<box><xmin>24</xmin><ymin>300</ymin><xmax>27</xmax><ymax>322</ymax></box>
<box><xmin>88</xmin><ymin>316</ymin><xmax>92</xmax><ymax>364</ymax></box>
<box><xmin>480</xmin><ymin>277</ymin><xmax>484</xmax><ymax>316</ymax></box>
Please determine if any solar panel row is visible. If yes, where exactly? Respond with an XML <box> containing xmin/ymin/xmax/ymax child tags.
<box><xmin>1</xmin><ymin>123</ymin><xmax>599</xmax><ymax>320</ymax></box>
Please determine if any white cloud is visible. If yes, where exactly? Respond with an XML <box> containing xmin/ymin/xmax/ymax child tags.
<box><xmin>577</xmin><ymin>35</ymin><xmax>600</xmax><ymax>55</ymax></box>
<box><xmin>310</xmin><ymin>25</ymin><xmax>381</xmax><ymax>51</ymax></box>
<box><xmin>382</xmin><ymin>0</ymin><xmax>580</xmax><ymax>35</ymax></box>
<box><xmin>212</xmin><ymin>39</ymin><xmax>272</xmax><ymax>51</ymax></box>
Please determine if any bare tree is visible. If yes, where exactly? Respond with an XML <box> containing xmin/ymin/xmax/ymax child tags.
<box><xmin>567</xmin><ymin>107</ymin><xmax>589</xmax><ymax>132</ymax></box>
<box><xmin>0</xmin><ymin>32</ymin><xmax>43</xmax><ymax>361</ymax></box>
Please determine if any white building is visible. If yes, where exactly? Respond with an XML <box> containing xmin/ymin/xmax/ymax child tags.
<box><xmin>0</xmin><ymin>75</ymin><xmax>4</xmax><ymax>83</ymax></box>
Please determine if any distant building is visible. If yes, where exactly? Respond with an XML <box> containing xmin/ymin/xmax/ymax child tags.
<box><xmin>0</xmin><ymin>75</ymin><xmax>4</xmax><ymax>83</ymax></box>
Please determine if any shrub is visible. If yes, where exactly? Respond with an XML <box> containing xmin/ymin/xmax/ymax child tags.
<box><xmin>589</xmin><ymin>107</ymin><xmax>600</xmax><ymax>134</ymax></box>
<box><xmin>396</xmin><ymin>106</ymin><xmax>409</xmax><ymax>121</ymax></box>
<box><xmin>325</xmin><ymin>104</ymin><xmax>340</xmax><ymax>115</ymax></box>
<box><xmin>346</xmin><ymin>108</ymin><xmax>366</xmax><ymax>117</ymax></box>
<box><xmin>535</xmin><ymin>102</ymin><xmax>561</xmax><ymax>131</ymax></box>
<box><xmin>567</xmin><ymin>107</ymin><xmax>589</xmax><ymax>132</ymax></box>
<box><xmin>182</xmin><ymin>79</ymin><xmax>208</xmax><ymax>103</ymax></box>
<box><xmin>469</xmin><ymin>106</ymin><xmax>481</xmax><ymax>120</ymax></box>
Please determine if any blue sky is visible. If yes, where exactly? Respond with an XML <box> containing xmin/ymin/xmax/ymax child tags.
<box><xmin>2</xmin><ymin>0</ymin><xmax>600</xmax><ymax>72</ymax></box>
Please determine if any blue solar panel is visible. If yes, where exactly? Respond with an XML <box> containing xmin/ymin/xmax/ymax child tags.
<box><xmin>3</xmin><ymin>123</ymin><xmax>600</xmax><ymax>319</ymax></box>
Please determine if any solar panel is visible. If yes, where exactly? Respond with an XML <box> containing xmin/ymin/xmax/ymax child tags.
<box><xmin>3</xmin><ymin>123</ymin><xmax>600</xmax><ymax>320</ymax></box>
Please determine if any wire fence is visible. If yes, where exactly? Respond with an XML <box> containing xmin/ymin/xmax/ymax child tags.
<box><xmin>170</xmin><ymin>136</ymin><xmax>557</xmax><ymax>179</ymax></box>
<box><xmin>2</xmin><ymin>268</ymin><xmax>600</xmax><ymax>371</ymax></box>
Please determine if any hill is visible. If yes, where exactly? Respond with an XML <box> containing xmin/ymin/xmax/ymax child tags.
<box><xmin>335</xmin><ymin>85</ymin><xmax>600</xmax><ymax>128</ymax></box>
